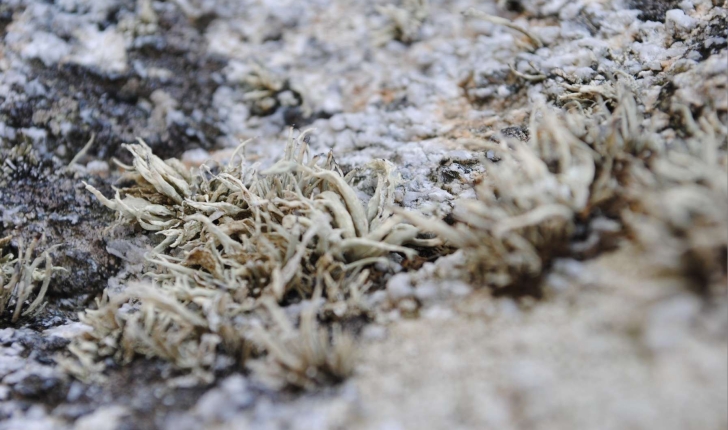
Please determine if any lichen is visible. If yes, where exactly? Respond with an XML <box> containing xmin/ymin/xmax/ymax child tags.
<box><xmin>375</xmin><ymin>0</ymin><xmax>429</xmax><ymax>45</ymax></box>
<box><xmin>71</xmin><ymin>130</ymin><xmax>436</xmax><ymax>385</ymax></box>
<box><xmin>403</xmin><ymin>88</ymin><xmax>727</xmax><ymax>298</ymax></box>
<box><xmin>0</xmin><ymin>235</ymin><xmax>65</xmax><ymax>323</ymax></box>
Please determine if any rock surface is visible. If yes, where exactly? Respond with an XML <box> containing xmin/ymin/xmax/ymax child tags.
<box><xmin>0</xmin><ymin>0</ymin><xmax>726</xmax><ymax>429</ymax></box>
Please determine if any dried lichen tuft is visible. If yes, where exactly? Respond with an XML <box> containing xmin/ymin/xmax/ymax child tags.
<box><xmin>248</xmin><ymin>291</ymin><xmax>356</xmax><ymax>391</ymax></box>
<box><xmin>375</xmin><ymin>0</ymin><xmax>429</xmax><ymax>45</ymax></box>
<box><xmin>237</xmin><ymin>62</ymin><xmax>302</xmax><ymax>117</ymax></box>
<box><xmin>405</xmin><ymin>88</ymin><xmax>727</xmax><ymax>298</ymax></box>
<box><xmin>0</xmin><ymin>235</ymin><xmax>65</xmax><ymax>323</ymax></box>
<box><xmin>72</xmin><ymin>131</ymin><xmax>436</xmax><ymax>385</ymax></box>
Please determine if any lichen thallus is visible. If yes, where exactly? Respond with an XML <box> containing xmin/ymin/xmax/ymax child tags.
<box><xmin>70</xmin><ymin>129</ymin><xmax>438</xmax><ymax>387</ymax></box>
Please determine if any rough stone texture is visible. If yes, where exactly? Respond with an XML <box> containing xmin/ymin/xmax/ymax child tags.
<box><xmin>0</xmin><ymin>0</ymin><xmax>726</xmax><ymax>429</ymax></box>
<box><xmin>630</xmin><ymin>0</ymin><xmax>682</xmax><ymax>22</ymax></box>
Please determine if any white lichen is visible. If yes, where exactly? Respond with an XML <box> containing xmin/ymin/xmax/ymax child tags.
<box><xmin>73</xmin><ymin>130</ymin><xmax>437</xmax><ymax>385</ymax></box>
<box><xmin>404</xmin><ymin>89</ymin><xmax>727</xmax><ymax>297</ymax></box>
<box><xmin>0</xmin><ymin>236</ymin><xmax>65</xmax><ymax>323</ymax></box>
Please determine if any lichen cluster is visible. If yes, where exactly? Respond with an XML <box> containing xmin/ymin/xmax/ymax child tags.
<box><xmin>405</xmin><ymin>89</ymin><xmax>727</xmax><ymax>298</ymax></box>
<box><xmin>68</xmin><ymin>82</ymin><xmax>726</xmax><ymax>388</ymax></box>
<box><xmin>0</xmin><ymin>235</ymin><xmax>64</xmax><ymax>323</ymax></box>
<box><xmin>70</xmin><ymin>131</ymin><xmax>436</xmax><ymax>386</ymax></box>
<box><xmin>376</xmin><ymin>0</ymin><xmax>429</xmax><ymax>44</ymax></box>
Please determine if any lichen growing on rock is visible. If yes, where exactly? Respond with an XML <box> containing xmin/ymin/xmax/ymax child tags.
<box><xmin>404</xmin><ymin>89</ymin><xmax>727</xmax><ymax>298</ymax></box>
<box><xmin>1</xmin><ymin>235</ymin><xmax>65</xmax><ymax>323</ymax></box>
<box><xmin>71</xmin><ymin>131</ymin><xmax>436</xmax><ymax>385</ymax></box>
<box><xmin>0</xmin><ymin>0</ymin><xmax>726</xmax><ymax>427</ymax></box>
<box><xmin>375</xmin><ymin>0</ymin><xmax>430</xmax><ymax>45</ymax></box>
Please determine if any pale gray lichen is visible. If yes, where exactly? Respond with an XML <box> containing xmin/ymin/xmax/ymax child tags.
<box><xmin>463</xmin><ymin>7</ymin><xmax>543</xmax><ymax>51</ymax></box>
<box><xmin>0</xmin><ymin>235</ymin><xmax>65</xmax><ymax>323</ymax></box>
<box><xmin>403</xmin><ymin>89</ymin><xmax>727</xmax><ymax>297</ymax></box>
<box><xmin>375</xmin><ymin>0</ymin><xmax>429</xmax><ymax>45</ymax></box>
<box><xmin>248</xmin><ymin>293</ymin><xmax>356</xmax><ymax>391</ymax></box>
<box><xmin>71</xmin><ymin>131</ymin><xmax>437</xmax><ymax>385</ymax></box>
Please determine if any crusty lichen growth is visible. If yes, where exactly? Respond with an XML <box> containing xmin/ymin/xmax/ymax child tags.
<box><xmin>405</xmin><ymin>88</ymin><xmax>727</xmax><ymax>297</ymax></box>
<box><xmin>0</xmin><ymin>235</ymin><xmax>65</xmax><ymax>323</ymax></box>
<box><xmin>72</xmin><ymin>131</ymin><xmax>436</xmax><ymax>385</ymax></box>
